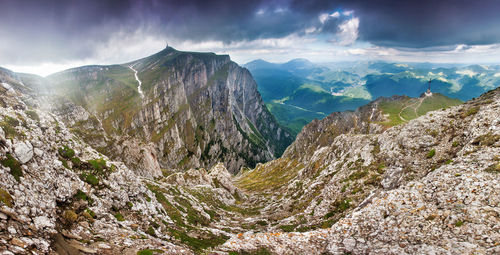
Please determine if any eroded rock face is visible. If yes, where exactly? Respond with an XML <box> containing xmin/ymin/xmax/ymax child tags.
<box><xmin>222</xmin><ymin>88</ymin><xmax>500</xmax><ymax>254</ymax></box>
<box><xmin>0</xmin><ymin>87</ymin><xmax>194</xmax><ymax>254</ymax></box>
<box><xmin>44</xmin><ymin>48</ymin><xmax>293</xmax><ymax>176</ymax></box>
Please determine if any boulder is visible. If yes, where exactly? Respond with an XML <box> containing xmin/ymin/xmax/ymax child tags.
<box><xmin>13</xmin><ymin>141</ymin><xmax>33</xmax><ymax>164</ymax></box>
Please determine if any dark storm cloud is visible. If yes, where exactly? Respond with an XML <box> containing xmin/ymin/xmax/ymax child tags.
<box><xmin>1</xmin><ymin>0</ymin><xmax>500</xmax><ymax>65</ymax></box>
<box><xmin>292</xmin><ymin>0</ymin><xmax>500</xmax><ymax>48</ymax></box>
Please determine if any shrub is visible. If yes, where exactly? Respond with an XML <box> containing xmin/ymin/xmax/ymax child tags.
<box><xmin>0</xmin><ymin>188</ymin><xmax>13</xmax><ymax>207</ymax></box>
<box><xmin>484</xmin><ymin>163</ymin><xmax>500</xmax><ymax>174</ymax></box>
<box><xmin>58</xmin><ymin>146</ymin><xmax>75</xmax><ymax>159</ymax></box>
<box><xmin>75</xmin><ymin>189</ymin><xmax>89</xmax><ymax>200</ymax></box>
<box><xmin>81</xmin><ymin>173</ymin><xmax>99</xmax><ymax>186</ymax></box>
<box><xmin>464</xmin><ymin>106</ymin><xmax>479</xmax><ymax>117</ymax></box>
<box><xmin>137</xmin><ymin>249</ymin><xmax>164</xmax><ymax>255</ymax></box>
<box><xmin>426</xmin><ymin>149</ymin><xmax>436</xmax><ymax>158</ymax></box>
<box><xmin>324</xmin><ymin>199</ymin><xmax>351</xmax><ymax>218</ymax></box>
<box><xmin>455</xmin><ymin>220</ymin><xmax>464</xmax><ymax>227</ymax></box>
<box><xmin>137</xmin><ymin>250</ymin><xmax>154</xmax><ymax>255</ymax></box>
<box><xmin>114</xmin><ymin>213</ymin><xmax>125</xmax><ymax>221</ymax></box>
<box><xmin>63</xmin><ymin>210</ymin><xmax>78</xmax><ymax>223</ymax></box>
<box><xmin>71</xmin><ymin>157</ymin><xmax>81</xmax><ymax>167</ymax></box>
<box><xmin>146</xmin><ymin>226</ymin><xmax>156</xmax><ymax>236</ymax></box>
<box><xmin>86</xmin><ymin>208</ymin><xmax>96</xmax><ymax>218</ymax></box>
<box><xmin>87</xmin><ymin>158</ymin><xmax>107</xmax><ymax>174</ymax></box>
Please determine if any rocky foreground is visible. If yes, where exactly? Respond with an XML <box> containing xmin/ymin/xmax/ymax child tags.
<box><xmin>222</xmin><ymin>88</ymin><xmax>500</xmax><ymax>254</ymax></box>
<box><xmin>0</xmin><ymin>68</ymin><xmax>499</xmax><ymax>254</ymax></box>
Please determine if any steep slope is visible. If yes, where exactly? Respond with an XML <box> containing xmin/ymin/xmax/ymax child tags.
<box><xmin>45</xmin><ymin>47</ymin><xmax>293</xmax><ymax>174</ymax></box>
<box><xmin>221</xmin><ymin>88</ymin><xmax>499</xmax><ymax>254</ymax></box>
<box><xmin>0</xmin><ymin>84</ymin><xmax>276</xmax><ymax>254</ymax></box>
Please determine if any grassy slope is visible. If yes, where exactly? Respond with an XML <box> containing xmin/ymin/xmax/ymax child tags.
<box><xmin>49</xmin><ymin>65</ymin><xmax>141</xmax><ymax>134</ymax></box>
<box><xmin>378</xmin><ymin>93</ymin><xmax>462</xmax><ymax>127</ymax></box>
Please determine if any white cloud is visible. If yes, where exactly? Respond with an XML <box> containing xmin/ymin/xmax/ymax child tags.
<box><xmin>319</xmin><ymin>13</ymin><xmax>329</xmax><ymax>24</ymax></box>
<box><xmin>456</xmin><ymin>69</ymin><xmax>477</xmax><ymax>77</ymax></box>
<box><xmin>330</xmin><ymin>11</ymin><xmax>340</xmax><ymax>18</ymax></box>
<box><xmin>343</xmin><ymin>10</ymin><xmax>354</xmax><ymax>16</ymax></box>
<box><xmin>319</xmin><ymin>11</ymin><xmax>341</xmax><ymax>24</ymax></box>
<box><xmin>337</xmin><ymin>17</ymin><xmax>359</xmax><ymax>46</ymax></box>
<box><xmin>305</xmin><ymin>27</ymin><xmax>318</xmax><ymax>34</ymax></box>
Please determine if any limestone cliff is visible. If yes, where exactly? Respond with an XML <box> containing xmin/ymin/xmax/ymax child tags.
<box><xmin>45</xmin><ymin>48</ymin><xmax>293</xmax><ymax>175</ymax></box>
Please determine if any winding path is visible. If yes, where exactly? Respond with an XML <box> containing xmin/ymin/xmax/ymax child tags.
<box><xmin>398</xmin><ymin>94</ymin><xmax>428</xmax><ymax>122</ymax></box>
<box><xmin>129</xmin><ymin>65</ymin><xmax>144</xmax><ymax>99</ymax></box>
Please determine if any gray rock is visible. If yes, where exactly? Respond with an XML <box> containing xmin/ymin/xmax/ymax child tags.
<box><xmin>13</xmin><ymin>141</ymin><xmax>33</xmax><ymax>164</ymax></box>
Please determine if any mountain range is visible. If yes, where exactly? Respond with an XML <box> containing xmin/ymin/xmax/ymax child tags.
<box><xmin>2</xmin><ymin>47</ymin><xmax>293</xmax><ymax>175</ymax></box>
<box><xmin>0</xmin><ymin>48</ymin><xmax>499</xmax><ymax>254</ymax></box>
<box><xmin>246</xmin><ymin>59</ymin><xmax>500</xmax><ymax>135</ymax></box>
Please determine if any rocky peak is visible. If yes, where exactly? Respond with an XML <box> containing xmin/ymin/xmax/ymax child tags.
<box><xmin>40</xmin><ymin>48</ymin><xmax>293</xmax><ymax>175</ymax></box>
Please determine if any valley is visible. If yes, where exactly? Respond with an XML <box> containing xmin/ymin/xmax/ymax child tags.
<box><xmin>247</xmin><ymin>59</ymin><xmax>499</xmax><ymax>135</ymax></box>
<box><xmin>2</xmin><ymin>1</ymin><xmax>500</xmax><ymax>255</ymax></box>
<box><xmin>0</xmin><ymin>49</ymin><xmax>499</xmax><ymax>255</ymax></box>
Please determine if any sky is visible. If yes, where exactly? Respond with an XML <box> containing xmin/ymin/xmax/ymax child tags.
<box><xmin>2</xmin><ymin>0</ymin><xmax>500</xmax><ymax>76</ymax></box>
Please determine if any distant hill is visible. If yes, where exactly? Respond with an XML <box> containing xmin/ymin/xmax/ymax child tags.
<box><xmin>246</xmin><ymin>59</ymin><xmax>500</xmax><ymax>135</ymax></box>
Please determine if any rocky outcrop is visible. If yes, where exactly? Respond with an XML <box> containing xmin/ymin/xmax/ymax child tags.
<box><xmin>42</xmin><ymin>48</ymin><xmax>292</xmax><ymax>176</ymax></box>
<box><xmin>1</xmin><ymin>62</ymin><xmax>499</xmax><ymax>254</ymax></box>
<box><xmin>0</xmin><ymin>82</ymin><xmax>250</xmax><ymax>254</ymax></box>
<box><xmin>222</xmin><ymin>88</ymin><xmax>500</xmax><ymax>254</ymax></box>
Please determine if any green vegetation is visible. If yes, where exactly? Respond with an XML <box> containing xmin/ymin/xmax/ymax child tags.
<box><xmin>146</xmin><ymin>226</ymin><xmax>156</xmax><ymax>236</ymax></box>
<box><xmin>167</xmin><ymin>227</ymin><xmax>229</xmax><ymax>253</ymax></box>
<box><xmin>236</xmin><ymin>158</ymin><xmax>304</xmax><ymax>192</ymax></box>
<box><xmin>279</xmin><ymin>224</ymin><xmax>297</xmax><ymax>232</ymax></box>
<box><xmin>114</xmin><ymin>213</ymin><xmax>125</xmax><ymax>221</ymax></box>
<box><xmin>87</xmin><ymin>158</ymin><xmax>107</xmax><ymax>174</ymax></box>
<box><xmin>63</xmin><ymin>210</ymin><xmax>78</xmax><ymax>223</ymax></box>
<box><xmin>455</xmin><ymin>220</ymin><xmax>464</xmax><ymax>227</ymax></box>
<box><xmin>85</xmin><ymin>208</ymin><xmax>96</xmax><ymax>218</ymax></box>
<box><xmin>58</xmin><ymin>145</ymin><xmax>75</xmax><ymax>159</ymax></box>
<box><xmin>426</xmin><ymin>149</ymin><xmax>436</xmax><ymax>158</ymax></box>
<box><xmin>324</xmin><ymin>199</ymin><xmax>351</xmax><ymax>218</ymax></box>
<box><xmin>463</xmin><ymin>106</ymin><xmax>480</xmax><ymax>117</ymax></box>
<box><xmin>81</xmin><ymin>173</ymin><xmax>99</xmax><ymax>186</ymax></box>
<box><xmin>25</xmin><ymin>110</ymin><xmax>40</xmax><ymax>121</ymax></box>
<box><xmin>48</xmin><ymin>65</ymin><xmax>141</xmax><ymax>135</ymax></box>
<box><xmin>137</xmin><ymin>249</ymin><xmax>164</xmax><ymax>255</ymax></box>
<box><xmin>265</xmin><ymin>102</ymin><xmax>325</xmax><ymax>136</ymax></box>
<box><xmin>0</xmin><ymin>116</ymin><xmax>24</xmax><ymax>139</ymax></box>
<box><xmin>233</xmin><ymin>115</ymin><xmax>266</xmax><ymax>150</ymax></box>
<box><xmin>472</xmin><ymin>132</ymin><xmax>500</xmax><ymax>146</ymax></box>
<box><xmin>0</xmin><ymin>188</ymin><xmax>13</xmax><ymax>207</ymax></box>
<box><xmin>1</xmin><ymin>153</ymin><xmax>23</xmax><ymax>182</ymax></box>
<box><xmin>484</xmin><ymin>162</ymin><xmax>500</xmax><ymax>174</ymax></box>
<box><xmin>378</xmin><ymin>94</ymin><xmax>462</xmax><ymax>127</ymax></box>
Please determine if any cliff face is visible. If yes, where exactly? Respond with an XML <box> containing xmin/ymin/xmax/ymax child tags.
<box><xmin>45</xmin><ymin>48</ymin><xmax>293</xmax><ymax>175</ymax></box>
<box><xmin>0</xmin><ymin>82</ymin><xmax>247</xmax><ymax>254</ymax></box>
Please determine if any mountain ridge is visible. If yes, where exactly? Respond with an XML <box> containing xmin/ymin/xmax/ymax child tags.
<box><xmin>4</xmin><ymin>48</ymin><xmax>294</xmax><ymax>175</ymax></box>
